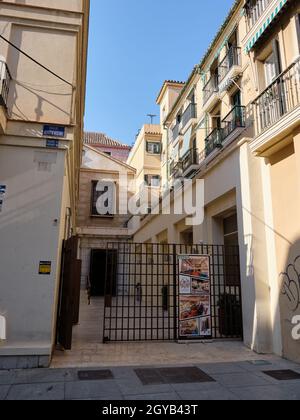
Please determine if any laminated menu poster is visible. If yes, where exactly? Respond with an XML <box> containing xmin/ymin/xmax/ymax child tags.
<box><xmin>178</xmin><ymin>255</ymin><xmax>212</xmax><ymax>338</ymax></box>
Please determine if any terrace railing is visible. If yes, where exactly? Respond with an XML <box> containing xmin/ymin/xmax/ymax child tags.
<box><xmin>252</xmin><ymin>57</ymin><xmax>300</xmax><ymax>136</ymax></box>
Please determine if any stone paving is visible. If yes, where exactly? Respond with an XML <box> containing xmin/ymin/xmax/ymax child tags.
<box><xmin>1</xmin><ymin>356</ymin><xmax>300</xmax><ymax>400</ymax></box>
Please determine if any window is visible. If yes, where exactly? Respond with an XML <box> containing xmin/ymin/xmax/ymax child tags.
<box><xmin>264</xmin><ymin>39</ymin><xmax>282</xmax><ymax>87</ymax></box>
<box><xmin>223</xmin><ymin>214</ymin><xmax>240</xmax><ymax>287</ymax></box>
<box><xmin>146</xmin><ymin>142</ymin><xmax>161</xmax><ymax>154</ymax></box>
<box><xmin>231</xmin><ymin>90</ymin><xmax>241</xmax><ymax>107</ymax></box>
<box><xmin>104</xmin><ymin>151</ymin><xmax>111</xmax><ymax>156</ymax></box>
<box><xmin>91</xmin><ymin>180</ymin><xmax>115</xmax><ymax>217</ymax></box>
<box><xmin>264</xmin><ymin>52</ymin><xmax>277</xmax><ymax>86</ymax></box>
<box><xmin>245</xmin><ymin>0</ymin><xmax>272</xmax><ymax>29</ymax></box>
<box><xmin>144</xmin><ymin>175</ymin><xmax>161</xmax><ymax>187</ymax></box>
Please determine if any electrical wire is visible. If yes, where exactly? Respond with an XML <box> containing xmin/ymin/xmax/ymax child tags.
<box><xmin>0</xmin><ymin>34</ymin><xmax>75</xmax><ymax>89</ymax></box>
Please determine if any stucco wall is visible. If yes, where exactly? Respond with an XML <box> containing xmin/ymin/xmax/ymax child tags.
<box><xmin>269</xmin><ymin>137</ymin><xmax>300</xmax><ymax>363</ymax></box>
<box><xmin>0</xmin><ymin>144</ymin><xmax>66</xmax><ymax>355</ymax></box>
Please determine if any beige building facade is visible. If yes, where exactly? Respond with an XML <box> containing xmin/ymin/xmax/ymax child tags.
<box><xmin>130</xmin><ymin>0</ymin><xmax>300</xmax><ymax>362</ymax></box>
<box><xmin>77</xmin><ymin>144</ymin><xmax>136</xmax><ymax>296</ymax></box>
<box><xmin>0</xmin><ymin>0</ymin><xmax>89</xmax><ymax>368</ymax></box>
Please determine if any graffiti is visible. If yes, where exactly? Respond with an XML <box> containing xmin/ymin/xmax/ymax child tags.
<box><xmin>281</xmin><ymin>256</ymin><xmax>300</xmax><ymax>312</ymax></box>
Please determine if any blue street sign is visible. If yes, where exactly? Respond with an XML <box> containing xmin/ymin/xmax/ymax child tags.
<box><xmin>43</xmin><ymin>125</ymin><xmax>65</xmax><ymax>138</ymax></box>
<box><xmin>46</xmin><ymin>139</ymin><xmax>59</xmax><ymax>149</ymax></box>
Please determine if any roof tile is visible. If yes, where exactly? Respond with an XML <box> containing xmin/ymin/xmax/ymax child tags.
<box><xmin>84</xmin><ymin>132</ymin><xmax>131</xmax><ymax>149</ymax></box>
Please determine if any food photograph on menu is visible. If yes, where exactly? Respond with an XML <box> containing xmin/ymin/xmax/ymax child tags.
<box><xmin>191</xmin><ymin>278</ymin><xmax>210</xmax><ymax>295</ymax></box>
<box><xmin>179</xmin><ymin>295</ymin><xmax>210</xmax><ymax>320</ymax></box>
<box><xmin>179</xmin><ymin>256</ymin><xmax>210</xmax><ymax>281</ymax></box>
<box><xmin>179</xmin><ymin>275</ymin><xmax>192</xmax><ymax>294</ymax></box>
<box><xmin>179</xmin><ymin>319</ymin><xmax>200</xmax><ymax>337</ymax></box>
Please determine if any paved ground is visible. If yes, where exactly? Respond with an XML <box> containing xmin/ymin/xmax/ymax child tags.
<box><xmin>52</xmin><ymin>340</ymin><xmax>279</xmax><ymax>368</ymax></box>
<box><xmin>51</xmin><ymin>293</ymin><xmax>276</xmax><ymax>369</ymax></box>
<box><xmin>1</xmin><ymin>356</ymin><xmax>300</xmax><ymax>400</ymax></box>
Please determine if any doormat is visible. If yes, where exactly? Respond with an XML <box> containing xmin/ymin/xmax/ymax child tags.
<box><xmin>78</xmin><ymin>370</ymin><xmax>114</xmax><ymax>381</ymax></box>
<box><xmin>263</xmin><ymin>370</ymin><xmax>300</xmax><ymax>381</ymax></box>
<box><xmin>135</xmin><ymin>367</ymin><xmax>215</xmax><ymax>385</ymax></box>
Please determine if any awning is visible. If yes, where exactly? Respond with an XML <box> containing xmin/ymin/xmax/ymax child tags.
<box><xmin>245</xmin><ymin>0</ymin><xmax>289</xmax><ymax>53</ymax></box>
<box><xmin>180</xmin><ymin>127</ymin><xmax>192</xmax><ymax>158</ymax></box>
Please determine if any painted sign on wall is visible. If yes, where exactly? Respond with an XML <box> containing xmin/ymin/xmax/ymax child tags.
<box><xmin>178</xmin><ymin>255</ymin><xmax>211</xmax><ymax>338</ymax></box>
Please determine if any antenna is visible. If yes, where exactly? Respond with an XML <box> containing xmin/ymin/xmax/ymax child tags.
<box><xmin>147</xmin><ymin>114</ymin><xmax>157</xmax><ymax>124</ymax></box>
<box><xmin>135</xmin><ymin>129</ymin><xmax>141</xmax><ymax>139</ymax></box>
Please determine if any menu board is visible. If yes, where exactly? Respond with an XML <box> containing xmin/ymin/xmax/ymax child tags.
<box><xmin>178</xmin><ymin>255</ymin><xmax>211</xmax><ymax>339</ymax></box>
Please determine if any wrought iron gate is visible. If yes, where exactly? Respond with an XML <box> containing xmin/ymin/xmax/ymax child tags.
<box><xmin>103</xmin><ymin>243</ymin><xmax>243</xmax><ymax>343</ymax></box>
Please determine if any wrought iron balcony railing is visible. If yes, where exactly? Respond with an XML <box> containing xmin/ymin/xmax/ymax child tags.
<box><xmin>0</xmin><ymin>61</ymin><xmax>11</xmax><ymax>109</ymax></box>
<box><xmin>218</xmin><ymin>46</ymin><xmax>241</xmax><ymax>83</ymax></box>
<box><xmin>205</xmin><ymin>128</ymin><xmax>222</xmax><ymax>157</ymax></box>
<box><xmin>252</xmin><ymin>57</ymin><xmax>300</xmax><ymax>136</ymax></box>
<box><xmin>203</xmin><ymin>74</ymin><xmax>219</xmax><ymax>106</ymax></box>
<box><xmin>181</xmin><ymin>103</ymin><xmax>197</xmax><ymax>129</ymax></box>
<box><xmin>170</xmin><ymin>160</ymin><xmax>183</xmax><ymax>179</ymax></box>
<box><xmin>205</xmin><ymin>105</ymin><xmax>246</xmax><ymax>157</ymax></box>
<box><xmin>222</xmin><ymin>105</ymin><xmax>246</xmax><ymax>140</ymax></box>
<box><xmin>244</xmin><ymin>0</ymin><xmax>273</xmax><ymax>29</ymax></box>
<box><xmin>171</xmin><ymin>122</ymin><xmax>180</xmax><ymax>143</ymax></box>
<box><xmin>182</xmin><ymin>148</ymin><xmax>198</xmax><ymax>173</ymax></box>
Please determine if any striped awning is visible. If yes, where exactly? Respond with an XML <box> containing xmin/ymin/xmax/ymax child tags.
<box><xmin>245</xmin><ymin>0</ymin><xmax>289</xmax><ymax>53</ymax></box>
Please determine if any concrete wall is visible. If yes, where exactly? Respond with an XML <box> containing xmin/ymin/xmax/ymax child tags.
<box><xmin>0</xmin><ymin>0</ymin><xmax>89</xmax><ymax>367</ymax></box>
<box><xmin>0</xmin><ymin>144</ymin><xmax>66</xmax><ymax>357</ymax></box>
<box><xmin>269</xmin><ymin>137</ymin><xmax>300</xmax><ymax>363</ymax></box>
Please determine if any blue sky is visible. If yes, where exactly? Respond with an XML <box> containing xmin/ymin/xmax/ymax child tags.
<box><xmin>84</xmin><ymin>0</ymin><xmax>234</xmax><ymax>146</ymax></box>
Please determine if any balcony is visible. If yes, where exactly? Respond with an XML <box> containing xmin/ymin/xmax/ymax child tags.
<box><xmin>222</xmin><ymin>105</ymin><xmax>246</xmax><ymax>140</ymax></box>
<box><xmin>171</xmin><ymin>122</ymin><xmax>181</xmax><ymax>143</ymax></box>
<box><xmin>0</xmin><ymin>60</ymin><xmax>11</xmax><ymax>109</ymax></box>
<box><xmin>182</xmin><ymin>148</ymin><xmax>199</xmax><ymax>177</ymax></box>
<box><xmin>244</xmin><ymin>0</ymin><xmax>291</xmax><ymax>53</ymax></box>
<box><xmin>181</xmin><ymin>103</ymin><xmax>197</xmax><ymax>131</ymax></box>
<box><xmin>203</xmin><ymin>74</ymin><xmax>219</xmax><ymax>111</ymax></box>
<box><xmin>244</xmin><ymin>0</ymin><xmax>273</xmax><ymax>30</ymax></box>
<box><xmin>251</xmin><ymin>58</ymin><xmax>300</xmax><ymax>155</ymax></box>
<box><xmin>218</xmin><ymin>47</ymin><xmax>242</xmax><ymax>93</ymax></box>
<box><xmin>170</xmin><ymin>160</ymin><xmax>183</xmax><ymax>179</ymax></box>
<box><xmin>205</xmin><ymin>129</ymin><xmax>222</xmax><ymax>157</ymax></box>
<box><xmin>205</xmin><ymin>105</ymin><xmax>246</xmax><ymax>157</ymax></box>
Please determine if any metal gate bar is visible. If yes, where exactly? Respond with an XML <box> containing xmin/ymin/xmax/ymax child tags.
<box><xmin>103</xmin><ymin>243</ymin><xmax>243</xmax><ymax>343</ymax></box>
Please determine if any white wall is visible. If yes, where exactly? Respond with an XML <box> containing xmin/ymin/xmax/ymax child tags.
<box><xmin>0</xmin><ymin>144</ymin><xmax>66</xmax><ymax>355</ymax></box>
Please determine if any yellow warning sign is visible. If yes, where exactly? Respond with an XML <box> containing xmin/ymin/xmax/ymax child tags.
<box><xmin>39</xmin><ymin>261</ymin><xmax>52</xmax><ymax>275</ymax></box>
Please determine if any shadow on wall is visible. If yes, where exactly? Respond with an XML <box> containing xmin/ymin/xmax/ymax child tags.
<box><xmin>279</xmin><ymin>238</ymin><xmax>300</xmax><ymax>363</ymax></box>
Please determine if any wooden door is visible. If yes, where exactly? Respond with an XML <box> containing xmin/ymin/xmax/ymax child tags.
<box><xmin>57</xmin><ymin>236</ymin><xmax>81</xmax><ymax>350</ymax></box>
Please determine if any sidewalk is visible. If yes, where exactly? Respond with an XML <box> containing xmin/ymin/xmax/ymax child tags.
<box><xmin>1</xmin><ymin>356</ymin><xmax>300</xmax><ymax>400</ymax></box>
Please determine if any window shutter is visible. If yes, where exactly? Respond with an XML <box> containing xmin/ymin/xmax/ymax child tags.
<box><xmin>272</xmin><ymin>39</ymin><xmax>282</xmax><ymax>77</ymax></box>
<box><xmin>296</xmin><ymin>14</ymin><xmax>300</xmax><ymax>54</ymax></box>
